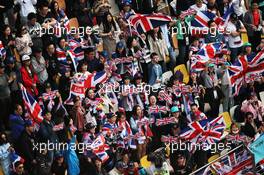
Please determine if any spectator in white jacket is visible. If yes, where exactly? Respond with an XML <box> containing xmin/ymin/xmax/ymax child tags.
<box><xmin>17</xmin><ymin>0</ymin><xmax>37</xmax><ymax>25</ymax></box>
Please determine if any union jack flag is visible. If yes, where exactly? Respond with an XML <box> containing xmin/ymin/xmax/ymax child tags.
<box><xmin>38</xmin><ymin>90</ymin><xmax>58</xmax><ymax>111</ymax></box>
<box><xmin>194</xmin><ymin>42</ymin><xmax>224</xmax><ymax>61</ymax></box>
<box><xmin>209</xmin><ymin>57</ymin><xmax>226</xmax><ymax>65</ymax></box>
<box><xmin>228</xmin><ymin>50</ymin><xmax>264</xmax><ymax>95</ymax></box>
<box><xmin>10</xmin><ymin>152</ymin><xmax>24</xmax><ymax>171</ymax></box>
<box><xmin>84</xmin><ymin>71</ymin><xmax>108</xmax><ymax>89</ymax></box>
<box><xmin>21</xmin><ymin>85</ymin><xmax>43</xmax><ymax>124</ymax></box>
<box><xmin>137</xmin><ymin>118</ymin><xmax>155</xmax><ymax>126</ymax></box>
<box><xmin>90</xmin><ymin>135</ymin><xmax>110</xmax><ymax>163</ymax></box>
<box><xmin>148</xmin><ymin>106</ymin><xmax>168</xmax><ymax>114</ymax></box>
<box><xmin>127</xmin><ymin>13</ymin><xmax>171</xmax><ymax>34</ymax></box>
<box><xmin>158</xmin><ymin>90</ymin><xmax>172</xmax><ymax>105</ymax></box>
<box><xmin>53</xmin><ymin>16</ymin><xmax>70</xmax><ymax>37</ymax></box>
<box><xmin>172</xmin><ymin>84</ymin><xmax>191</xmax><ymax>96</ymax></box>
<box><xmin>68</xmin><ymin>39</ymin><xmax>85</xmax><ymax>61</ymax></box>
<box><xmin>161</xmin><ymin>135</ymin><xmax>178</xmax><ymax>143</ymax></box>
<box><xmin>191</xmin><ymin>42</ymin><xmax>225</xmax><ymax>70</ymax></box>
<box><xmin>64</xmin><ymin>73</ymin><xmax>91</xmax><ymax>105</ymax></box>
<box><xmin>220</xmin><ymin>3</ymin><xmax>235</xmax><ymax>27</ymax></box>
<box><xmin>179</xmin><ymin>9</ymin><xmax>196</xmax><ymax>19</ymax></box>
<box><xmin>191</xmin><ymin>11</ymin><xmax>223</xmax><ymax>35</ymax></box>
<box><xmin>156</xmin><ymin>117</ymin><xmax>176</xmax><ymax>126</ymax></box>
<box><xmin>180</xmin><ymin>115</ymin><xmax>226</xmax><ymax>145</ymax></box>
<box><xmin>0</xmin><ymin>40</ymin><xmax>6</xmax><ymax>58</ymax></box>
<box><xmin>114</xmin><ymin>57</ymin><xmax>134</xmax><ymax>65</ymax></box>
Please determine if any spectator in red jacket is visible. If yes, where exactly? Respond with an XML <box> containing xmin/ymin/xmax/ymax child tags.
<box><xmin>20</xmin><ymin>55</ymin><xmax>39</xmax><ymax>96</ymax></box>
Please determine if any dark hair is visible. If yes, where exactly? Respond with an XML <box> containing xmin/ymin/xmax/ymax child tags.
<box><xmin>1</xmin><ymin>25</ymin><xmax>11</xmax><ymax>36</ymax></box>
<box><xmin>50</xmin><ymin>1</ymin><xmax>60</xmax><ymax>15</ymax></box>
<box><xmin>132</xmin><ymin>104</ymin><xmax>141</xmax><ymax>116</ymax></box>
<box><xmin>147</xmin><ymin>28</ymin><xmax>163</xmax><ymax>41</ymax></box>
<box><xmin>14</xmin><ymin>104</ymin><xmax>21</xmax><ymax>111</ymax></box>
<box><xmin>102</xmin><ymin>12</ymin><xmax>117</xmax><ymax>33</ymax></box>
<box><xmin>126</xmin><ymin>36</ymin><xmax>136</xmax><ymax>49</ymax></box>
<box><xmin>208</xmin><ymin>20</ymin><xmax>215</xmax><ymax>27</ymax></box>
<box><xmin>27</xmin><ymin>12</ymin><xmax>37</xmax><ymax>20</ymax></box>
<box><xmin>245</xmin><ymin>112</ymin><xmax>253</xmax><ymax>118</ymax></box>
<box><xmin>190</xmin><ymin>103</ymin><xmax>198</xmax><ymax>108</ymax></box>
<box><xmin>57</xmin><ymin>37</ymin><xmax>66</xmax><ymax>48</ymax></box>
<box><xmin>16</xmin><ymin>25</ymin><xmax>25</xmax><ymax>37</ymax></box>
<box><xmin>150</xmin><ymin>52</ymin><xmax>158</xmax><ymax>59</ymax></box>
<box><xmin>38</xmin><ymin>1</ymin><xmax>49</xmax><ymax>10</ymax></box>
<box><xmin>14</xmin><ymin>161</ymin><xmax>23</xmax><ymax>168</ymax></box>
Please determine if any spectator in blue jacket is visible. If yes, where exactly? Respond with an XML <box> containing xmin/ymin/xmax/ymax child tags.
<box><xmin>9</xmin><ymin>104</ymin><xmax>25</xmax><ymax>142</ymax></box>
<box><xmin>148</xmin><ymin>53</ymin><xmax>163</xmax><ymax>87</ymax></box>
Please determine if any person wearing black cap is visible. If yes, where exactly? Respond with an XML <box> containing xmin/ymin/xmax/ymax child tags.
<box><xmin>16</xmin><ymin>120</ymin><xmax>37</xmax><ymax>173</ymax></box>
<box><xmin>112</xmin><ymin>41</ymin><xmax>127</xmax><ymax>75</ymax></box>
<box><xmin>0</xmin><ymin>61</ymin><xmax>12</xmax><ymax>131</ymax></box>
<box><xmin>226</xmin><ymin>13</ymin><xmax>247</xmax><ymax>63</ymax></box>
<box><xmin>51</xmin><ymin>152</ymin><xmax>67</xmax><ymax>175</ymax></box>
<box><xmin>5</xmin><ymin>56</ymin><xmax>22</xmax><ymax>105</ymax></box>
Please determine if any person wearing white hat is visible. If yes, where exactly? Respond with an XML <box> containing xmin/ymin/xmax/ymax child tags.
<box><xmin>20</xmin><ymin>55</ymin><xmax>39</xmax><ymax>96</ymax></box>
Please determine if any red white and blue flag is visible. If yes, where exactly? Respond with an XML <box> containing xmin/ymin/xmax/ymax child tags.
<box><xmin>180</xmin><ymin>115</ymin><xmax>226</xmax><ymax>145</ymax></box>
<box><xmin>65</xmin><ymin>72</ymin><xmax>108</xmax><ymax>105</ymax></box>
<box><xmin>191</xmin><ymin>11</ymin><xmax>223</xmax><ymax>35</ymax></box>
<box><xmin>68</xmin><ymin>39</ymin><xmax>85</xmax><ymax>61</ymax></box>
<box><xmin>91</xmin><ymin>135</ymin><xmax>110</xmax><ymax>163</ymax></box>
<box><xmin>21</xmin><ymin>85</ymin><xmax>43</xmax><ymax>124</ymax></box>
<box><xmin>228</xmin><ymin>50</ymin><xmax>264</xmax><ymax>95</ymax></box>
<box><xmin>84</xmin><ymin>71</ymin><xmax>108</xmax><ymax>89</ymax></box>
<box><xmin>10</xmin><ymin>152</ymin><xmax>24</xmax><ymax>171</ymax></box>
<box><xmin>0</xmin><ymin>40</ymin><xmax>6</xmax><ymax>58</ymax></box>
<box><xmin>191</xmin><ymin>42</ymin><xmax>225</xmax><ymax>71</ymax></box>
<box><xmin>127</xmin><ymin>13</ymin><xmax>171</xmax><ymax>34</ymax></box>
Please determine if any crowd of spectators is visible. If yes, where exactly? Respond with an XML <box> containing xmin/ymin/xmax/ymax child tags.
<box><xmin>0</xmin><ymin>0</ymin><xmax>264</xmax><ymax>174</ymax></box>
